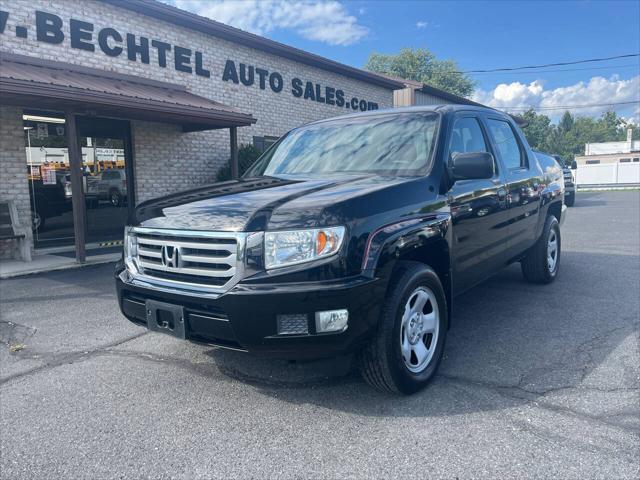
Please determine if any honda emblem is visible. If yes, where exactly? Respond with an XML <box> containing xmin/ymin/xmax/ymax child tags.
<box><xmin>161</xmin><ymin>245</ymin><xmax>180</xmax><ymax>268</ymax></box>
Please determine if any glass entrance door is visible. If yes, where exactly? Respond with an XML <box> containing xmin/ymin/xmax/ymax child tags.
<box><xmin>24</xmin><ymin>112</ymin><xmax>134</xmax><ymax>252</ymax></box>
<box><xmin>78</xmin><ymin>118</ymin><xmax>133</xmax><ymax>248</ymax></box>
<box><xmin>83</xmin><ymin>136</ymin><xmax>129</xmax><ymax>245</ymax></box>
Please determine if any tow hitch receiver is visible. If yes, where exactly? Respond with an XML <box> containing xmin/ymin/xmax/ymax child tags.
<box><xmin>145</xmin><ymin>300</ymin><xmax>186</xmax><ymax>339</ymax></box>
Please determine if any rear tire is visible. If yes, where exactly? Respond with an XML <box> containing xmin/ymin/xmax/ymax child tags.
<box><xmin>565</xmin><ymin>192</ymin><xmax>575</xmax><ymax>207</ymax></box>
<box><xmin>358</xmin><ymin>262</ymin><xmax>447</xmax><ymax>394</ymax></box>
<box><xmin>521</xmin><ymin>215</ymin><xmax>561</xmax><ymax>284</ymax></box>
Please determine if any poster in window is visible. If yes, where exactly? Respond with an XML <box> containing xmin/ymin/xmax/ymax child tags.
<box><xmin>36</xmin><ymin>123</ymin><xmax>48</xmax><ymax>139</ymax></box>
<box><xmin>42</xmin><ymin>166</ymin><xmax>57</xmax><ymax>185</ymax></box>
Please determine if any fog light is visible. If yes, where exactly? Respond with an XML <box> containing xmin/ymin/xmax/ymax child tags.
<box><xmin>277</xmin><ymin>314</ymin><xmax>309</xmax><ymax>335</ymax></box>
<box><xmin>315</xmin><ymin>309</ymin><xmax>348</xmax><ymax>333</ymax></box>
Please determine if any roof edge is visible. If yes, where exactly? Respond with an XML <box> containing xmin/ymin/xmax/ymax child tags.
<box><xmin>100</xmin><ymin>0</ymin><xmax>405</xmax><ymax>90</ymax></box>
<box><xmin>417</xmin><ymin>84</ymin><xmax>484</xmax><ymax>107</ymax></box>
<box><xmin>370</xmin><ymin>72</ymin><xmax>486</xmax><ymax>108</ymax></box>
<box><xmin>0</xmin><ymin>53</ymin><xmax>256</xmax><ymax>128</ymax></box>
<box><xmin>0</xmin><ymin>52</ymin><xmax>188</xmax><ymax>92</ymax></box>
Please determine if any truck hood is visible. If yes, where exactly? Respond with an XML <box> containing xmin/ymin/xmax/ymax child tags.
<box><xmin>133</xmin><ymin>174</ymin><xmax>419</xmax><ymax>232</ymax></box>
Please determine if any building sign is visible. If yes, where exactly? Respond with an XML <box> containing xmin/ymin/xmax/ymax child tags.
<box><xmin>95</xmin><ymin>148</ymin><xmax>125</xmax><ymax>161</ymax></box>
<box><xmin>221</xmin><ymin>60</ymin><xmax>378</xmax><ymax>111</ymax></box>
<box><xmin>0</xmin><ymin>10</ymin><xmax>379</xmax><ymax>112</ymax></box>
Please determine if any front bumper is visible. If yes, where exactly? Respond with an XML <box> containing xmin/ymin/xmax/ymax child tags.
<box><xmin>115</xmin><ymin>264</ymin><xmax>385</xmax><ymax>360</ymax></box>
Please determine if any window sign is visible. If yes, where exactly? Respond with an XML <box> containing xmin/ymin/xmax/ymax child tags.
<box><xmin>41</xmin><ymin>166</ymin><xmax>57</xmax><ymax>185</ymax></box>
<box><xmin>36</xmin><ymin>123</ymin><xmax>48</xmax><ymax>139</ymax></box>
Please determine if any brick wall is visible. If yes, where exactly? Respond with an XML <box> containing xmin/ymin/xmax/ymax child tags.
<box><xmin>0</xmin><ymin>105</ymin><xmax>31</xmax><ymax>259</ymax></box>
<box><xmin>0</xmin><ymin>0</ymin><xmax>398</xmax><ymax>257</ymax></box>
<box><xmin>132</xmin><ymin>121</ymin><xmax>229</xmax><ymax>203</ymax></box>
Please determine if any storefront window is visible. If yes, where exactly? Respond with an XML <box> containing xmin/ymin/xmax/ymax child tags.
<box><xmin>253</xmin><ymin>135</ymin><xmax>279</xmax><ymax>153</ymax></box>
<box><xmin>24</xmin><ymin>112</ymin><xmax>131</xmax><ymax>251</ymax></box>
<box><xmin>24</xmin><ymin>113</ymin><xmax>74</xmax><ymax>249</ymax></box>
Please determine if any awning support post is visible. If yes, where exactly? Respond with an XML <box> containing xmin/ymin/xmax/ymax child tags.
<box><xmin>230</xmin><ymin>126</ymin><xmax>238</xmax><ymax>179</ymax></box>
<box><xmin>65</xmin><ymin>112</ymin><xmax>86</xmax><ymax>263</ymax></box>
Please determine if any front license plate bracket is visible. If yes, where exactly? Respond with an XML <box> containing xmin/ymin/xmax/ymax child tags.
<box><xmin>146</xmin><ymin>300</ymin><xmax>186</xmax><ymax>339</ymax></box>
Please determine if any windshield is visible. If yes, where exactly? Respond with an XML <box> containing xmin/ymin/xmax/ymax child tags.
<box><xmin>245</xmin><ymin>113</ymin><xmax>439</xmax><ymax>177</ymax></box>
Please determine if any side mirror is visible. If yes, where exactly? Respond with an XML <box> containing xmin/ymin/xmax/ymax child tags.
<box><xmin>450</xmin><ymin>152</ymin><xmax>495</xmax><ymax>181</ymax></box>
<box><xmin>571</xmin><ymin>160</ymin><xmax>577</xmax><ymax>169</ymax></box>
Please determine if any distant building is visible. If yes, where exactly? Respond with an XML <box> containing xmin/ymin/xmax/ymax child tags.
<box><xmin>575</xmin><ymin>129</ymin><xmax>640</xmax><ymax>166</ymax></box>
<box><xmin>391</xmin><ymin>77</ymin><xmax>485</xmax><ymax>108</ymax></box>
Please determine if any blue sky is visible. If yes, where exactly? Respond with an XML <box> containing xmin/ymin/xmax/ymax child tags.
<box><xmin>167</xmin><ymin>0</ymin><xmax>640</xmax><ymax>122</ymax></box>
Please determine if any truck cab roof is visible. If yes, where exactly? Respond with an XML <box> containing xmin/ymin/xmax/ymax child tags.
<box><xmin>306</xmin><ymin>104</ymin><xmax>510</xmax><ymax>127</ymax></box>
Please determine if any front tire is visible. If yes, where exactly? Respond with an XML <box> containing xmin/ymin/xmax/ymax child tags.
<box><xmin>358</xmin><ymin>262</ymin><xmax>447</xmax><ymax>394</ymax></box>
<box><xmin>521</xmin><ymin>215</ymin><xmax>561</xmax><ymax>284</ymax></box>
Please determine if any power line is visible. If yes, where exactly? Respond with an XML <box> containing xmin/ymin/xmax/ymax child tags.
<box><xmin>462</xmin><ymin>53</ymin><xmax>640</xmax><ymax>73</ymax></box>
<box><xmin>422</xmin><ymin>53</ymin><xmax>640</xmax><ymax>77</ymax></box>
<box><xmin>500</xmin><ymin>100</ymin><xmax>640</xmax><ymax>111</ymax></box>
<box><xmin>466</xmin><ymin>63</ymin><xmax>639</xmax><ymax>76</ymax></box>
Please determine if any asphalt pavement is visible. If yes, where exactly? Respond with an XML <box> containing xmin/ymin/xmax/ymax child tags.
<box><xmin>1</xmin><ymin>191</ymin><xmax>638</xmax><ymax>479</ymax></box>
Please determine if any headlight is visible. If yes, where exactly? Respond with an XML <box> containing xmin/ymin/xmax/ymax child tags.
<box><xmin>264</xmin><ymin>226</ymin><xmax>345</xmax><ymax>269</ymax></box>
<box><xmin>123</xmin><ymin>227</ymin><xmax>137</xmax><ymax>264</ymax></box>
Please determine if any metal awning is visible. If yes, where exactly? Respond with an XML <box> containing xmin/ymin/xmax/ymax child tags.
<box><xmin>0</xmin><ymin>53</ymin><xmax>256</xmax><ymax>131</ymax></box>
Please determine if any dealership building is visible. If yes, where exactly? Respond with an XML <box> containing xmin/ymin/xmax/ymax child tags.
<box><xmin>0</xmin><ymin>0</ymin><xmax>477</xmax><ymax>263</ymax></box>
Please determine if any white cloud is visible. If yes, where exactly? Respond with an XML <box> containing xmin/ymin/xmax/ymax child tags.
<box><xmin>416</xmin><ymin>21</ymin><xmax>428</xmax><ymax>29</ymax></box>
<box><xmin>473</xmin><ymin>75</ymin><xmax>640</xmax><ymax>121</ymax></box>
<box><xmin>166</xmin><ymin>0</ymin><xmax>369</xmax><ymax>46</ymax></box>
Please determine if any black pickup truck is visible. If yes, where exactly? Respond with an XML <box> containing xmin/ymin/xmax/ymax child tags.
<box><xmin>549</xmin><ymin>155</ymin><xmax>577</xmax><ymax>207</ymax></box>
<box><xmin>116</xmin><ymin>105</ymin><xmax>566</xmax><ymax>394</ymax></box>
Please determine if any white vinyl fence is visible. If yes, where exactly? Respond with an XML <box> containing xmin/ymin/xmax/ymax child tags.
<box><xmin>575</xmin><ymin>163</ymin><xmax>640</xmax><ymax>186</ymax></box>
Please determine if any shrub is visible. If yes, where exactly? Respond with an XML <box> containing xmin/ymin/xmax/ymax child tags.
<box><xmin>216</xmin><ymin>144</ymin><xmax>262</xmax><ymax>181</ymax></box>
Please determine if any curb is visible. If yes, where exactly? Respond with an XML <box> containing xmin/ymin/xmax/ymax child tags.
<box><xmin>0</xmin><ymin>254</ymin><xmax>120</xmax><ymax>280</ymax></box>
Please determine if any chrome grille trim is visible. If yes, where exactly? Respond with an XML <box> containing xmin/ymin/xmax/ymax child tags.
<box><xmin>125</xmin><ymin>227</ymin><xmax>247</xmax><ymax>294</ymax></box>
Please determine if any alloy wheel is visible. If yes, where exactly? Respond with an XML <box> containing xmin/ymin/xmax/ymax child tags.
<box><xmin>547</xmin><ymin>229</ymin><xmax>558</xmax><ymax>273</ymax></box>
<box><xmin>400</xmin><ymin>287</ymin><xmax>440</xmax><ymax>373</ymax></box>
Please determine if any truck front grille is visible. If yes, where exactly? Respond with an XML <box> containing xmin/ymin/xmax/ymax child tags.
<box><xmin>129</xmin><ymin>228</ymin><xmax>243</xmax><ymax>292</ymax></box>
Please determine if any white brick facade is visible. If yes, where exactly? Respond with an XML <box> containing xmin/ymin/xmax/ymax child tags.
<box><xmin>0</xmin><ymin>0</ymin><xmax>396</xmax><ymax>257</ymax></box>
<box><xmin>131</xmin><ymin>121</ymin><xmax>229</xmax><ymax>203</ymax></box>
<box><xmin>0</xmin><ymin>105</ymin><xmax>31</xmax><ymax>258</ymax></box>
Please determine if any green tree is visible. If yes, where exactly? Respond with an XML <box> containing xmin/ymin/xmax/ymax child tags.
<box><xmin>558</xmin><ymin>111</ymin><xmax>575</xmax><ymax>134</ymax></box>
<box><xmin>520</xmin><ymin>109</ymin><xmax>638</xmax><ymax>165</ymax></box>
<box><xmin>364</xmin><ymin>47</ymin><xmax>476</xmax><ymax>98</ymax></box>
<box><xmin>520</xmin><ymin>109</ymin><xmax>553</xmax><ymax>151</ymax></box>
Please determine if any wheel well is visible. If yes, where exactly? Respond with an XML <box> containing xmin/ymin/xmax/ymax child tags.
<box><xmin>548</xmin><ymin>201</ymin><xmax>562</xmax><ymax>222</ymax></box>
<box><xmin>387</xmin><ymin>238</ymin><xmax>452</xmax><ymax>327</ymax></box>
